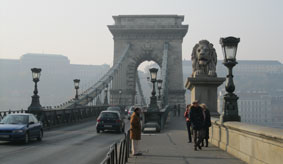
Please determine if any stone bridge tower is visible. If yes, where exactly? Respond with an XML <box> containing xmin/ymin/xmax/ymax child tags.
<box><xmin>108</xmin><ymin>15</ymin><xmax>188</xmax><ymax>107</ymax></box>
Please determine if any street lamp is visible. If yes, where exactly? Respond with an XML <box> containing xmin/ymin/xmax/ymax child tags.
<box><xmin>104</xmin><ymin>84</ymin><xmax>108</xmax><ymax>105</ymax></box>
<box><xmin>73</xmin><ymin>79</ymin><xmax>80</xmax><ymax>100</ymax></box>
<box><xmin>149</xmin><ymin>68</ymin><xmax>158</xmax><ymax>110</ymax></box>
<box><xmin>118</xmin><ymin>89</ymin><xmax>122</xmax><ymax>105</ymax></box>
<box><xmin>28</xmin><ymin>68</ymin><xmax>42</xmax><ymax>113</ymax></box>
<box><xmin>220</xmin><ymin>36</ymin><xmax>241</xmax><ymax>122</ymax></box>
<box><xmin>157</xmin><ymin>79</ymin><xmax>163</xmax><ymax>100</ymax></box>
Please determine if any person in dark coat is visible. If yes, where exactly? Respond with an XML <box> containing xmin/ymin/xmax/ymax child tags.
<box><xmin>200</xmin><ymin>103</ymin><xmax>211</xmax><ymax>147</ymax></box>
<box><xmin>189</xmin><ymin>100</ymin><xmax>204</xmax><ymax>151</ymax></box>
<box><xmin>184</xmin><ymin>104</ymin><xmax>192</xmax><ymax>143</ymax></box>
<box><xmin>130</xmin><ymin>107</ymin><xmax>142</xmax><ymax>156</ymax></box>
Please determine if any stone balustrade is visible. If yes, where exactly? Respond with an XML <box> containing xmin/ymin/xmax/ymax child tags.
<box><xmin>209</xmin><ymin>117</ymin><xmax>283</xmax><ymax>164</ymax></box>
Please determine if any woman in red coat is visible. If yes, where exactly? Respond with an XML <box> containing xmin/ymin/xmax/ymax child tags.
<box><xmin>130</xmin><ymin>107</ymin><xmax>142</xmax><ymax>156</ymax></box>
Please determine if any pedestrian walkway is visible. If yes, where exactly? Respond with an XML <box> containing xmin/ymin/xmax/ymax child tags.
<box><xmin>127</xmin><ymin>115</ymin><xmax>245</xmax><ymax>164</ymax></box>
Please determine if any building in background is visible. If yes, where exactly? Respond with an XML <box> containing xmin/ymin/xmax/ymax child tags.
<box><xmin>218</xmin><ymin>90</ymin><xmax>283</xmax><ymax>129</ymax></box>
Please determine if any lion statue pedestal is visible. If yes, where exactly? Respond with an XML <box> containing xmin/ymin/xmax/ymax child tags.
<box><xmin>185</xmin><ymin>77</ymin><xmax>225</xmax><ymax>116</ymax></box>
<box><xmin>185</xmin><ymin>40</ymin><xmax>225</xmax><ymax>116</ymax></box>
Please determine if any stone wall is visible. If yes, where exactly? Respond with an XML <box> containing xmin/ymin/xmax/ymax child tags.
<box><xmin>209</xmin><ymin>118</ymin><xmax>283</xmax><ymax>164</ymax></box>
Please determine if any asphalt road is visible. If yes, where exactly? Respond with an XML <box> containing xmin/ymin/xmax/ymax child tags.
<box><xmin>0</xmin><ymin>119</ymin><xmax>130</xmax><ymax>164</ymax></box>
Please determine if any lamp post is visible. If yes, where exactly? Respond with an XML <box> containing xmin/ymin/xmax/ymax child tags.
<box><xmin>149</xmin><ymin>68</ymin><xmax>158</xmax><ymax>111</ymax></box>
<box><xmin>157</xmin><ymin>79</ymin><xmax>162</xmax><ymax>100</ymax></box>
<box><xmin>73</xmin><ymin>79</ymin><xmax>80</xmax><ymax>100</ymax></box>
<box><xmin>28</xmin><ymin>68</ymin><xmax>42</xmax><ymax>113</ymax></box>
<box><xmin>118</xmin><ymin>89</ymin><xmax>122</xmax><ymax>105</ymax></box>
<box><xmin>220</xmin><ymin>36</ymin><xmax>241</xmax><ymax>122</ymax></box>
<box><xmin>104</xmin><ymin>84</ymin><xmax>108</xmax><ymax>105</ymax></box>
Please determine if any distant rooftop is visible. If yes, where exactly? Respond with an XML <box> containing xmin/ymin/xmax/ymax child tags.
<box><xmin>0</xmin><ymin>59</ymin><xmax>20</xmax><ymax>65</ymax></box>
<box><xmin>21</xmin><ymin>53</ymin><xmax>69</xmax><ymax>61</ymax></box>
<box><xmin>19</xmin><ymin>53</ymin><xmax>70</xmax><ymax>65</ymax></box>
<box><xmin>0</xmin><ymin>58</ymin><xmax>19</xmax><ymax>62</ymax></box>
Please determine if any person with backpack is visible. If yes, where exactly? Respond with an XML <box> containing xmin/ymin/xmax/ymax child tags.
<box><xmin>189</xmin><ymin>100</ymin><xmax>204</xmax><ymax>151</ymax></box>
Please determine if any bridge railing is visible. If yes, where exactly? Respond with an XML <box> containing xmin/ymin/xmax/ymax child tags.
<box><xmin>0</xmin><ymin>109</ymin><xmax>27</xmax><ymax>120</ymax></box>
<box><xmin>210</xmin><ymin>117</ymin><xmax>283</xmax><ymax>164</ymax></box>
<box><xmin>38</xmin><ymin>106</ymin><xmax>108</xmax><ymax>129</ymax></box>
<box><xmin>101</xmin><ymin>130</ymin><xmax>130</xmax><ymax>164</ymax></box>
<box><xmin>0</xmin><ymin>106</ymin><xmax>108</xmax><ymax>129</ymax></box>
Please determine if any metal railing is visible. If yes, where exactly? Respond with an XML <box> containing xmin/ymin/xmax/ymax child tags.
<box><xmin>38</xmin><ymin>106</ymin><xmax>107</xmax><ymax>129</ymax></box>
<box><xmin>0</xmin><ymin>109</ymin><xmax>26</xmax><ymax>120</ymax></box>
<box><xmin>0</xmin><ymin>106</ymin><xmax>108</xmax><ymax>129</ymax></box>
<box><xmin>101</xmin><ymin>130</ymin><xmax>131</xmax><ymax>164</ymax></box>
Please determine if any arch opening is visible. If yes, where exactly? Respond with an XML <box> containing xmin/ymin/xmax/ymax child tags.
<box><xmin>136</xmin><ymin>61</ymin><xmax>161</xmax><ymax>105</ymax></box>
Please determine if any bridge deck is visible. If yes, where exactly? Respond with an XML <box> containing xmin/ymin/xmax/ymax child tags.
<box><xmin>127</xmin><ymin>115</ymin><xmax>245</xmax><ymax>164</ymax></box>
<box><xmin>0</xmin><ymin>120</ymin><xmax>126</xmax><ymax>164</ymax></box>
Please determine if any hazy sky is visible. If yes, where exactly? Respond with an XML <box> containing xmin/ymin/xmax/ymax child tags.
<box><xmin>0</xmin><ymin>0</ymin><xmax>282</xmax><ymax>66</ymax></box>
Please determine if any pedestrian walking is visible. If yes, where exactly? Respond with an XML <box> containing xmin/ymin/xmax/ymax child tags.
<box><xmin>200</xmin><ymin>103</ymin><xmax>211</xmax><ymax>147</ymax></box>
<box><xmin>130</xmin><ymin>107</ymin><xmax>142</xmax><ymax>156</ymax></box>
<box><xmin>184</xmin><ymin>104</ymin><xmax>192</xmax><ymax>143</ymax></box>
<box><xmin>189</xmin><ymin>100</ymin><xmax>204</xmax><ymax>151</ymax></box>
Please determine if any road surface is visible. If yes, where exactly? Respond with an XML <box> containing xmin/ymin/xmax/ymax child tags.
<box><xmin>0</xmin><ymin>119</ymin><xmax>130</xmax><ymax>164</ymax></box>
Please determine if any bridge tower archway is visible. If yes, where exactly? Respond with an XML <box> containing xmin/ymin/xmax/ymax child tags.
<box><xmin>108</xmin><ymin>15</ymin><xmax>188</xmax><ymax>107</ymax></box>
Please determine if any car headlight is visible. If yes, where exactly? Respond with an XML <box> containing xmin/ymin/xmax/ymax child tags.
<box><xmin>12</xmin><ymin>129</ymin><xmax>24</xmax><ymax>133</ymax></box>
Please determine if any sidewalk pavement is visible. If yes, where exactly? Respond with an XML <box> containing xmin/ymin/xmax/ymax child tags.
<box><xmin>127</xmin><ymin>115</ymin><xmax>245</xmax><ymax>164</ymax></box>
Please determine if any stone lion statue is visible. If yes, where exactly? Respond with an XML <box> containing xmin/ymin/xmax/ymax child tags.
<box><xmin>191</xmin><ymin>40</ymin><xmax>217</xmax><ymax>77</ymax></box>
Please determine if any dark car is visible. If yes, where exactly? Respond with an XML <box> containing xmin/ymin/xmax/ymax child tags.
<box><xmin>0</xmin><ymin>113</ymin><xmax>43</xmax><ymax>144</ymax></box>
<box><xmin>96</xmin><ymin>111</ymin><xmax>125</xmax><ymax>133</ymax></box>
<box><xmin>106</xmin><ymin>106</ymin><xmax>125</xmax><ymax>119</ymax></box>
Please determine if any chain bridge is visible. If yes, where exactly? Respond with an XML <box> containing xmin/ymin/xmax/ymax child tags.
<box><xmin>0</xmin><ymin>15</ymin><xmax>282</xmax><ymax>164</ymax></box>
<box><xmin>60</xmin><ymin>15</ymin><xmax>188</xmax><ymax>109</ymax></box>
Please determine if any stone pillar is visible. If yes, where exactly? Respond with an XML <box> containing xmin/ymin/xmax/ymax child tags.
<box><xmin>185</xmin><ymin>77</ymin><xmax>225</xmax><ymax>116</ymax></box>
<box><xmin>108</xmin><ymin>15</ymin><xmax>188</xmax><ymax>107</ymax></box>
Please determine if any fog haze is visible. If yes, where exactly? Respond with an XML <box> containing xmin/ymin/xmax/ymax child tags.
<box><xmin>1</xmin><ymin>0</ymin><xmax>283</xmax><ymax>66</ymax></box>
